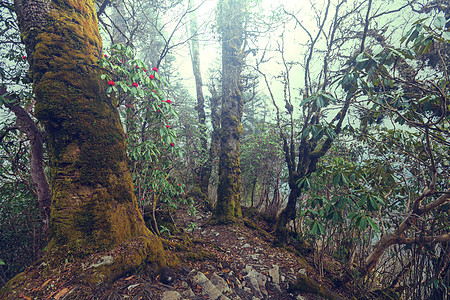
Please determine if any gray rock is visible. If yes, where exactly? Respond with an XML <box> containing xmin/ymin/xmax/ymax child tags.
<box><xmin>161</xmin><ymin>291</ymin><xmax>181</xmax><ymax>300</ymax></box>
<box><xmin>242</xmin><ymin>243</ymin><xmax>251</xmax><ymax>248</ymax></box>
<box><xmin>181</xmin><ymin>281</ymin><xmax>195</xmax><ymax>298</ymax></box>
<box><xmin>210</xmin><ymin>273</ymin><xmax>231</xmax><ymax>294</ymax></box>
<box><xmin>269</xmin><ymin>265</ymin><xmax>280</xmax><ymax>285</ymax></box>
<box><xmin>191</xmin><ymin>271</ymin><xmax>229</xmax><ymax>300</ymax></box>
<box><xmin>243</xmin><ymin>266</ymin><xmax>267</xmax><ymax>299</ymax></box>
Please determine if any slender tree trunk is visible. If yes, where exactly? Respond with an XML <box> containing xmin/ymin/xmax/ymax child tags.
<box><xmin>212</xmin><ymin>0</ymin><xmax>245</xmax><ymax>224</ymax></box>
<box><xmin>206</xmin><ymin>83</ymin><xmax>221</xmax><ymax>208</ymax></box>
<box><xmin>6</xmin><ymin>101</ymin><xmax>50</xmax><ymax>235</ymax></box>
<box><xmin>3</xmin><ymin>0</ymin><xmax>166</xmax><ymax>295</ymax></box>
<box><xmin>188</xmin><ymin>0</ymin><xmax>209</xmax><ymax>195</ymax></box>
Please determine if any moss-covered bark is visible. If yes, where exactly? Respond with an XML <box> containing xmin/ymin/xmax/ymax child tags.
<box><xmin>1</xmin><ymin>0</ymin><xmax>166</xmax><ymax>296</ymax></box>
<box><xmin>211</xmin><ymin>0</ymin><xmax>245</xmax><ymax>224</ymax></box>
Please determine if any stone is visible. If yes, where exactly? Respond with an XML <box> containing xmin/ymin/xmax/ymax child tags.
<box><xmin>210</xmin><ymin>273</ymin><xmax>231</xmax><ymax>294</ymax></box>
<box><xmin>242</xmin><ymin>243</ymin><xmax>251</xmax><ymax>248</ymax></box>
<box><xmin>161</xmin><ymin>291</ymin><xmax>181</xmax><ymax>300</ymax></box>
<box><xmin>91</xmin><ymin>255</ymin><xmax>114</xmax><ymax>268</ymax></box>
<box><xmin>269</xmin><ymin>265</ymin><xmax>280</xmax><ymax>285</ymax></box>
<box><xmin>191</xmin><ymin>271</ymin><xmax>229</xmax><ymax>300</ymax></box>
<box><xmin>161</xmin><ymin>267</ymin><xmax>175</xmax><ymax>285</ymax></box>
<box><xmin>243</xmin><ymin>266</ymin><xmax>267</xmax><ymax>299</ymax></box>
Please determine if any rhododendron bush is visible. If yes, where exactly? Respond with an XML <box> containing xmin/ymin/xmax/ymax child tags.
<box><xmin>100</xmin><ymin>44</ymin><xmax>190</xmax><ymax>235</ymax></box>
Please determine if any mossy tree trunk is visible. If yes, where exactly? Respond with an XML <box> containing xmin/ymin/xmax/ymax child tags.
<box><xmin>10</xmin><ymin>0</ymin><xmax>165</xmax><ymax>282</ymax></box>
<box><xmin>212</xmin><ymin>0</ymin><xmax>246</xmax><ymax>224</ymax></box>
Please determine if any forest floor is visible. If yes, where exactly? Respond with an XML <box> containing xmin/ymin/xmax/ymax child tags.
<box><xmin>4</xmin><ymin>203</ymin><xmax>350</xmax><ymax>300</ymax></box>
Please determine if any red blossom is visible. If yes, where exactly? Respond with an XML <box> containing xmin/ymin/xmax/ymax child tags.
<box><xmin>108</xmin><ymin>80</ymin><xmax>115</xmax><ymax>86</ymax></box>
<box><xmin>149</xmin><ymin>74</ymin><xmax>155</xmax><ymax>80</ymax></box>
<box><xmin>143</xmin><ymin>68</ymin><xmax>147</xmax><ymax>72</ymax></box>
<box><xmin>170</xmin><ymin>142</ymin><xmax>174</xmax><ymax>147</ymax></box>
<box><xmin>166</xmin><ymin>125</ymin><xmax>170</xmax><ymax>128</ymax></box>
<box><xmin>152</xmin><ymin>67</ymin><xmax>158</xmax><ymax>72</ymax></box>
<box><xmin>103</xmin><ymin>54</ymin><xmax>107</xmax><ymax>58</ymax></box>
<box><xmin>166</xmin><ymin>99</ymin><xmax>172</xmax><ymax>104</ymax></box>
<box><xmin>132</xmin><ymin>82</ymin><xmax>138</xmax><ymax>87</ymax></box>
<box><xmin>152</xmin><ymin>90</ymin><xmax>156</xmax><ymax>93</ymax></box>
<box><xmin>22</xmin><ymin>55</ymin><xmax>27</xmax><ymax>59</ymax></box>
<box><xmin>178</xmin><ymin>184</ymin><xmax>181</xmax><ymax>186</ymax></box>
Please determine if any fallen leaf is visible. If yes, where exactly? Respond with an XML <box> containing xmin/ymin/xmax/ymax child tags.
<box><xmin>40</xmin><ymin>279</ymin><xmax>52</xmax><ymax>289</ymax></box>
<box><xmin>125</xmin><ymin>275</ymin><xmax>135</xmax><ymax>281</ymax></box>
<box><xmin>54</xmin><ymin>288</ymin><xmax>70</xmax><ymax>300</ymax></box>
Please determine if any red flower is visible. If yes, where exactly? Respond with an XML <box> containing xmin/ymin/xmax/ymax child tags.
<box><xmin>120</xmin><ymin>60</ymin><xmax>123</xmax><ymax>63</ymax></box>
<box><xmin>22</xmin><ymin>55</ymin><xmax>27</xmax><ymax>59</ymax></box>
<box><xmin>178</xmin><ymin>184</ymin><xmax>181</xmax><ymax>186</ymax></box>
<box><xmin>170</xmin><ymin>142</ymin><xmax>174</xmax><ymax>147</ymax></box>
<box><xmin>166</xmin><ymin>125</ymin><xmax>170</xmax><ymax>128</ymax></box>
<box><xmin>143</xmin><ymin>68</ymin><xmax>147</xmax><ymax>72</ymax></box>
<box><xmin>103</xmin><ymin>54</ymin><xmax>107</xmax><ymax>58</ymax></box>
<box><xmin>152</xmin><ymin>67</ymin><xmax>158</xmax><ymax>72</ymax></box>
<box><xmin>149</xmin><ymin>75</ymin><xmax>155</xmax><ymax>80</ymax></box>
<box><xmin>166</xmin><ymin>99</ymin><xmax>172</xmax><ymax>104</ymax></box>
<box><xmin>152</xmin><ymin>90</ymin><xmax>156</xmax><ymax>93</ymax></box>
<box><xmin>108</xmin><ymin>80</ymin><xmax>115</xmax><ymax>86</ymax></box>
<box><xmin>132</xmin><ymin>82</ymin><xmax>138</xmax><ymax>87</ymax></box>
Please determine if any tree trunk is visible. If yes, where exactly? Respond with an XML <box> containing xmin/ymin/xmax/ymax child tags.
<box><xmin>206</xmin><ymin>83</ymin><xmax>221</xmax><ymax>208</ymax></box>
<box><xmin>212</xmin><ymin>0</ymin><xmax>245</xmax><ymax>224</ymax></box>
<box><xmin>6</xmin><ymin>101</ymin><xmax>50</xmax><ymax>236</ymax></box>
<box><xmin>3</xmin><ymin>0</ymin><xmax>166</xmax><ymax>295</ymax></box>
<box><xmin>188</xmin><ymin>0</ymin><xmax>209</xmax><ymax>196</ymax></box>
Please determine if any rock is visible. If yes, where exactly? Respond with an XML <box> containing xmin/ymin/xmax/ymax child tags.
<box><xmin>296</xmin><ymin>295</ymin><xmax>307</xmax><ymax>300</ymax></box>
<box><xmin>191</xmin><ymin>271</ymin><xmax>229</xmax><ymax>300</ymax></box>
<box><xmin>242</xmin><ymin>243</ymin><xmax>251</xmax><ymax>248</ymax></box>
<box><xmin>243</xmin><ymin>266</ymin><xmax>267</xmax><ymax>299</ymax></box>
<box><xmin>210</xmin><ymin>273</ymin><xmax>231</xmax><ymax>294</ymax></box>
<box><xmin>181</xmin><ymin>281</ymin><xmax>195</xmax><ymax>298</ymax></box>
<box><xmin>91</xmin><ymin>255</ymin><xmax>114</xmax><ymax>268</ymax></box>
<box><xmin>160</xmin><ymin>267</ymin><xmax>175</xmax><ymax>285</ymax></box>
<box><xmin>298</xmin><ymin>268</ymin><xmax>306</xmax><ymax>275</ymax></box>
<box><xmin>161</xmin><ymin>291</ymin><xmax>182</xmax><ymax>300</ymax></box>
<box><xmin>269</xmin><ymin>265</ymin><xmax>280</xmax><ymax>285</ymax></box>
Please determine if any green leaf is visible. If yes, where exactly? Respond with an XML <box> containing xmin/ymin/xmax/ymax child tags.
<box><xmin>101</xmin><ymin>74</ymin><xmax>107</xmax><ymax>80</ymax></box>
<box><xmin>368</xmin><ymin>196</ymin><xmax>379</xmax><ymax>211</ymax></box>
<box><xmin>0</xmin><ymin>259</ymin><xmax>5</xmax><ymax>265</ymax></box>
<box><xmin>367</xmin><ymin>217</ymin><xmax>379</xmax><ymax>232</ymax></box>
<box><xmin>318</xmin><ymin>223</ymin><xmax>326</xmax><ymax>235</ymax></box>
<box><xmin>333</xmin><ymin>173</ymin><xmax>341</xmax><ymax>186</ymax></box>
<box><xmin>443</xmin><ymin>31</ymin><xmax>450</xmax><ymax>40</ymax></box>
<box><xmin>434</xmin><ymin>16</ymin><xmax>446</xmax><ymax>29</ymax></box>
<box><xmin>299</xmin><ymin>95</ymin><xmax>313</xmax><ymax>107</ymax></box>
<box><xmin>311</xmin><ymin>222</ymin><xmax>318</xmax><ymax>235</ymax></box>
